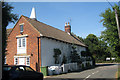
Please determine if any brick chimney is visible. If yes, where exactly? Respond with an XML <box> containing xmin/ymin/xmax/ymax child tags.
<box><xmin>65</xmin><ymin>22</ymin><xmax>71</xmax><ymax>33</ymax></box>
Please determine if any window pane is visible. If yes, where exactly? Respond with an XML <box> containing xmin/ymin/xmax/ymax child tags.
<box><xmin>3</xmin><ymin>67</ymin><xmax>12</xmax><ymax>71</ymax></box>
<box><xmin>26</xmin><ymin>58</ymin><xmax>30</xmax><ymax>66</ymax></box>
<box><xmin>19</xmin><ymin>39</ymin><xmax>21</xmax><ymax>47</ymax></box>
<box><xmin>25</xmin><ymin>67</ymin><xmax>34</xmax><ymax>72</ymax></box>
<box><xmin>15</xmin><ymin>58</ymin><xmax>18</xmax><ymax>65</ymax></box>
<box><xmin>20</xmin><ymin>25</ymin><xmax>23</xmax><ymax>32</ymax></box>
<box><xmin>22</xmin><ymin>38</ymin><xmax>25</xmax><ymax>47</ymax></box>
<box><xmin>19</xmin><ymin>67</ymin><xmax>25</xmax><ymax>71</ymax></box>
<box><xmin>15</xmin><ymin>67</ymin><xmax>19</xmax><ymax>71</ymax></box>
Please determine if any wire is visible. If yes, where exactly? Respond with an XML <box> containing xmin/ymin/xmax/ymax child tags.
<box><xmin>106</xmin><ymin>0</ymin><xmax>114</xmax><ymax>10</ymax></box>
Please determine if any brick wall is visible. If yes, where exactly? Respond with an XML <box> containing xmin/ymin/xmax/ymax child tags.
<box><xmin>6</xmin><ymin>16</ymin><xmax>41</xmax><ymax>71</ymax></box>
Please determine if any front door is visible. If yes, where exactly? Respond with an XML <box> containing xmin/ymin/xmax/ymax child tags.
<box><xmin>19</xmin><ymin>58</ymin><xmax>25</xmax><ymax>65</ymax></box>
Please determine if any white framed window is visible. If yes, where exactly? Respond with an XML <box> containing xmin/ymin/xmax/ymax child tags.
<box><xmin>26</xmin><ymin>57</ymin><xmax>30</xmax><ymax>66</ymax></box>
<box><xmin>22</xmin><ymin>38</ymin><xmax>25</xmax><ymax>47</ymax></box>
<box><xmin>17</xmin><ymin>37</ymin><xmax>26</xmax><ymax>48</ymax></box>
<box><xmin>17</xmin><ymin>37</ymin><xmax>26</xmax><ymax>54</ymax></box>
<box><xmin>19</xmin><ymin>38</ymin><xmax>21</xmax><ymax>47</ymax></box>
<box><xmin>14</xmin><ymin>58</ymin><xmax>18</xmax><ymax>65</ymax></box>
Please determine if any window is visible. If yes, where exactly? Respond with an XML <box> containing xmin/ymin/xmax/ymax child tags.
<box><xmin>22</xmin><ymin>38</ymin><xmax>25</xmax><ymax>47</ymax></box>
<box><xmin>18</xmin><ymin>38</ymin><xmax>26</xmax><ymax>48</ymax></box>
<box><xmin>15</xmin><ymin>67</ymin><xmax>19</xmax><ymax>71</ymax></box>
<box><xmin>19</xmin><ymin>67</ymin><xmax>25</xmax><ymax>71</ymax></box>
<box><xmin>4</xmin><ymin>57</ymin><xmax>6</xmax><ymax>64</ymax></box>
<box><xmin>17</xmin><ymin>37</ymin><xmax>26</xmax><ymax>54</ymax></box>
<box><xmin>26</xmin><ymin>57</ymin><xmax>30</xmax><ymax>66</ymax></box>
<box><xmin>14</xmin><ymin>58</ymin><xmax>18</xmax><ymax>65</ymax></box>
<box><xmin>3</xmin><ymin>66</ymin><xmax>12</xmax><ymax>71</ymax></box>
<box><xmin>20</xmin><ymin>25</ymin><xmax>23</xmax><ymax>33</ymax></box>
<box><xmin>25</xmin><ymin>67</ymin><xmax>34</xmax><ymax>72</ymax></box>
<box><xmin>19</xmin><ymin>38</ymin><xmax>21</xmax><ymax>47</ymax></box>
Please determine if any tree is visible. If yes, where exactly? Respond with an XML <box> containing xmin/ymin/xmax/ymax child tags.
<box><xmin>53</xmin><ymin>48</ymin><xmax>61</xmax><ymax>64</ymax></box>
<box><xmin>100</xmin><ymin>4</ymin><xmax>120</xmax><ymax>57</ymax></box>
<box><xmin>84</xmin><ymin>34</ymin><xmax>99</xmax><ymax>55</ymax></box>
<box><xmin>70</xmin><ymin>45</ymin><xmax>81</xmax><ymax>63</ymax></box>
<box><xmin>84</xmin><ymin>34</ymin><xmax>109</xmax><ymax>61</ymax></box>
<box><xmin>2</xmin><ymin>2</ymin><xmax>18</xmax><ymax>65</ymax></box>
<box><xmin>62</xmin><ymin>55</ymin><xmax>67</xmax><ymax>64</ymax></box>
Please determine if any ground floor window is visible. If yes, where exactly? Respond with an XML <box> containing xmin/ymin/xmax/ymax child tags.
<box><xmin>4</xmin><ymin>57</ymin><xmax>6</xmax><ymax>64</ymax></box>
<box><xmin>26</xmin><ymin>57</ymin><xmax>30</xmax><ymax>66</ymax></box>
<box><xmin>14</xmin><ymin>58</ymin><xmax>18</xmax><ymax>65</ymax></box>
<box><xmin>14</xmin><ymin>56</ymin><xmax>30</xmax><ymax>66</ymax></box>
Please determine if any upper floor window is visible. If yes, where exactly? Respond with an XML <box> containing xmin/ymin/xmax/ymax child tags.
<box><xmin>18</xmin><ymin>37</ymin><xmax>26</xmax><ymax>48</ymax></box>
<box><xmin>22</xmin><ymin>38</ymin><xmax>25</xmax><ymax>47</ymax></box>
<box><xmin>20</xmin><ymin>25</ymin><xmax>23</xmax><ymax>33</ymax></box>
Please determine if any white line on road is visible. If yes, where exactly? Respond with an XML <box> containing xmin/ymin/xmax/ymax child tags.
<box><xmin>83</xmin><ymin>75</ymin><xmax>91</xmax><ymax>80</ymax></box>
<box><xmin>83</xmin><ymin>70</ymin><xmax>99</xmax><ymax>80</ymax></box>
<box><xmin>92</xmin><ymin>73</ymin><xmax>95</xmax><ymax>74</ymax></box>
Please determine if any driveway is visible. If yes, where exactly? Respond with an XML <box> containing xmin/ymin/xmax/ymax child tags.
<box><xmin>44</xmin><ymin>63</ymin><xmax>119</xmax><ymax>80</ymax></box>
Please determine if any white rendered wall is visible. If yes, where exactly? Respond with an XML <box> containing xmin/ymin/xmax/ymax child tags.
<box><xmin>41</xmin><ymin>38</ymin><xmax>71</xmax><ymax>66</ymax></box>
<box><xmin>41</xmin><ymin>37</ymin><xmax>86</xmax><ymax>67</ymax></box>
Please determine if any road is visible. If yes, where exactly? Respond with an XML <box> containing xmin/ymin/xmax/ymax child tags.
<box><xmin>44</xmin><ymin>63</ymin><xmax>119</xmax><ymax>80</ymax></box>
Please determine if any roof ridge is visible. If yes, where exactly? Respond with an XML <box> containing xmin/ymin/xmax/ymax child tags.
<box><xmin>22</xmin><ymin>15</ymin><xmax>69</xmax><ymax>35</ymax></box>
<box><xmin>22</xmin><ymin>15</ymin><xmax>87</xmax><ymax>47</ymax></box>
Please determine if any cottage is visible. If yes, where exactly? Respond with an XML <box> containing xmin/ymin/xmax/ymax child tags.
<box><xmin>6</xmin><ymin>7</ymin><xmax>87</xmax><ymax>72</ymax></box>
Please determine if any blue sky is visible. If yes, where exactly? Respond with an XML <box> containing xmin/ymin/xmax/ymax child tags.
<box><xmin>7</xmin><ymin>2</ymin><xmax>118</xmax><ymax>38</ymax></box>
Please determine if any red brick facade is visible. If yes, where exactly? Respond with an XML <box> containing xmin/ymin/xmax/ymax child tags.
<box><xmin>6</xmin><ymin>16</ymin><xmax>41</xmax><ymax>71</ymax></box>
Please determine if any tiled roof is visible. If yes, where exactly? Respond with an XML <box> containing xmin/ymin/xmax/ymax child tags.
<box><xmin>24</xmin><ymin>15</ymin><xmax>86</xmax><ymax>47</ymax></box>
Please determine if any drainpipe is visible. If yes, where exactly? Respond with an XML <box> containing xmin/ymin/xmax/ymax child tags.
<box><xmin>37</xmin><ymin>37</ymin><xmax>40</xmax><ymax>72</ymax></box>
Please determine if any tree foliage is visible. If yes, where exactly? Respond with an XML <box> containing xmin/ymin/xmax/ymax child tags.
<box><xmin>100</xmin><ymin>4</ymin><xmax>120</xmax><ymax>57</ymax></box>
<box><xmin>84</xmin><ymin>34</ymin><xmax>99</xmax><ymax>55</ymax></box>
<box><xmin>82</xmin><ymin>34</ymin><xmax>109</xmax><ymax>60</ymax></box>
<box><xmin>70</xmin><ymin>45</ymin><xmax>81</xmax><ymax>63</ymax></box>
<box><xmin>2</xmin><ymin>2</ymin><xmax>18</xmax><ymax>65</ymax></box>
<box><xmin>53</xmin><ymin>48</ymin><xmax>61</xmax><ymax>64</ymax></box>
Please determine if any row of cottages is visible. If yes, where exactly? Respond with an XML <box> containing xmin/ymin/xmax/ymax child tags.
<box><xmin>6</xmin><ymin>8</ymin><xmax>87</xmax><ymax>72</ymax></box>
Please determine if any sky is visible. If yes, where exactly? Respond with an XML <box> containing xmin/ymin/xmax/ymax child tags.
<box><xmin>7</xmin><ymin>2</ymin><xmax>119</xmax><ymax>38</ymax></box>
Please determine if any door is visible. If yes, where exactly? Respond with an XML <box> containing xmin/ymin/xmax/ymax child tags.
<box><xmin>19</xmin><ymin>58</ymin><xmax>25</xmax><ymax>65</ymax></box>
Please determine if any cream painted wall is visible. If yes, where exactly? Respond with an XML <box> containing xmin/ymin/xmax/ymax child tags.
<box><xmin>41</xmin><ymin>37</ymin><xmax>86</xmax><ymax>67</ymax></box>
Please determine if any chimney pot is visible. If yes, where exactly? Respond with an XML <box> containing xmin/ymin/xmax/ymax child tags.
<box><xmin>65</xmin><ymin>22</ymin><xmax>67</xmax><ymax>26</ymax></box>
<box><xmin>68</xmin><ymin>22</ymin><xmax>70</xmax><ymax>26</ymax></box>
<box><xmin>65</xmin><ymin>22</ymin><xmax>71</xmax><ymax>33</ymax></box>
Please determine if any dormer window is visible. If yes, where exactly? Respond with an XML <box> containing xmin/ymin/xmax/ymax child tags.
<box><xmin>20</xmin><ymin>23</ymin><xmax>24</xmax><ymax>33</ymax></box>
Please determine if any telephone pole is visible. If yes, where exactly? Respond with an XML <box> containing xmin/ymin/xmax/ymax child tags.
<box><xmin>114</xmin><ymin>8</ymin><xmax>120</xmax><ymax>39</ymax></box>
<box><xmin>107</xmin><ymin>0</ymin><xmax>120</xmax><ymax>39</ymax></box>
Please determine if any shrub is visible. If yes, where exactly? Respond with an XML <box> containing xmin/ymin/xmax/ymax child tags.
<box><xmin>82</xmin><ymin>64</ymin><xmax>84</xmax><ymax>69</ymax></box>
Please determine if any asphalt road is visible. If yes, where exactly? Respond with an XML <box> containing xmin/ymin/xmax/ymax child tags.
<box><xmin>44</xmin><ymin>63</ymin><xmax>119</xmax><ymax>80</ymax></box>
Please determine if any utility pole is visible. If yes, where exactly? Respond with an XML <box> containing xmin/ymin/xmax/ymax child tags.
<box><xmin>107</xmin><ymin>0</ymin><xmax>120</xmax><ymax>39</ymax></box>
<box><xmin>114</xmin><ymin>8</ymin><xmax>120</xmax><ymax>39</ymax></box>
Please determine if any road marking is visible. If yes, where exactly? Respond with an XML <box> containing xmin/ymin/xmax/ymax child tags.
<box><xmin>83</xmin><ymin>75</ymin><xmax>91</xmax><ymax>80</ymax></box>
<box><xmin>86</xmin><ymin>75</ymin><xmax>91</xmax><ymax>78</ymax></box>
<box><xmin>83</xmin><ymin>71</ymin><xmax>99</xmax><ymax>80</ymax></box>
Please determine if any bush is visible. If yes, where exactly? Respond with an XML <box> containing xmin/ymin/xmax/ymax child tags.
<box><xmin>82</xmin><ymin>64</ymin><xmax>84</xmax><ymax>69</ymax></box>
